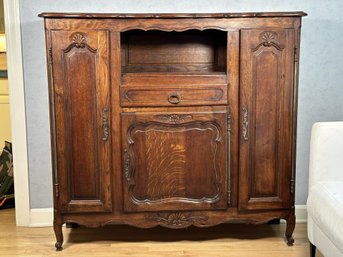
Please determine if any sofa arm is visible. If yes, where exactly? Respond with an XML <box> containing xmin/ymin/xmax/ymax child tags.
<box><xmin>309</xmin><ymin>122</ymin><xmax>343</xmax><ymax>188</ymax></box>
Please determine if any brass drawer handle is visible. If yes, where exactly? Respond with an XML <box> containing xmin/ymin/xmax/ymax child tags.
<box><xmin>168</xmin><ymin>92</ymin><xmax>181</xmax><ymax>104</ymax></box>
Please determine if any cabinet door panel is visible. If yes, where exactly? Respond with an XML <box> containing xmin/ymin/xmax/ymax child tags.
<box><xmin>239</xmin><ymin>29</ymin><xmax>294</xmax><ymax>210</ymax></box>
<box><xmin>51</xmin><ymin>30</ymin><xmax>112</xmax><ymax>213</ymax></box>
<box><xmin>122</xmin><ymin>110</ymin><xmax>227</xmax><ymax>212</ymax></box>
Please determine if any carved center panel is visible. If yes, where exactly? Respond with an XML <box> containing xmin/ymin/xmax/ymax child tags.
<box><xmin>124</xmin><ymin>119</ymin><xmax>224</xmax><ymax>210</ymax></box>
<box><xmin>129</xmin><ymin>124</ymin><xmax>219</xmax><ymax>201</ymax></box>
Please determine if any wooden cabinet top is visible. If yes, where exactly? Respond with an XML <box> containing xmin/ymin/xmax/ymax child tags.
<box><xmin>38</xmin><ymin>12</ymin><xmax>307</xmax><ymax>19</ymax></box>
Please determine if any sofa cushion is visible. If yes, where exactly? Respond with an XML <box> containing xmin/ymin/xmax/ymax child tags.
<box><xmin>307</xmin><ymin>181</ymin><xmax>343</xmax><ymax>253</ymax></box>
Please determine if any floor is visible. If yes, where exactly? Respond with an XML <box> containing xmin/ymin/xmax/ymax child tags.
<box><xmin>0</xmin><ymin>209</ymin><xmax>323</xmax><ymax>257</ymax></box>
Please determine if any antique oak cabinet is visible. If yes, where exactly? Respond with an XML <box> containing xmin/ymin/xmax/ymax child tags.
<box><xmin>39</xmin><ymin>11</ymin><xmax>306</xmax><ymax>250</ymax></box>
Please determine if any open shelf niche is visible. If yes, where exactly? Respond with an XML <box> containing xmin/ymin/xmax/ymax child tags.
<box><xmin>120</xmin><ymin>29</ymin><xmax>227</xmax><ymax>75</ymax></box>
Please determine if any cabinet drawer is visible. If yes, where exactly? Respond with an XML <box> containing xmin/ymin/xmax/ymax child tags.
<box><xmin>120</xmin><ymin>85</ymin><xmax>227</xmax><ymax>107</ymax></box>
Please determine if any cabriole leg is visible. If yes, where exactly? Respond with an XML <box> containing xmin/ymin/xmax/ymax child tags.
<box><xmin>285</xmin><ymin>212</ymin><xmax>295</xmax><ymax>246</ymax></box>
<box><xmin>53</xmin><ymin>217</ymin><xmax>64</xmax><ymax>251</ymax></box>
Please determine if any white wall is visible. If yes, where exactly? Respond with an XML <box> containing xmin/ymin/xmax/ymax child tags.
<box><xmin>19</xmin><ymin>0</ymin><xmax>343</xmax><ymax>208</ymax></box>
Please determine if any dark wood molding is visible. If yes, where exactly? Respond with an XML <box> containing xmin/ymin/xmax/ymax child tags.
<box><xmin>39</xmin><ymin>11</ymin><xmax>307</xmax><ymax>19</ymax></box>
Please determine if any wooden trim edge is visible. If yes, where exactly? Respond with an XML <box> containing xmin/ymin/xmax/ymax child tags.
<box><xmin>38</xmin><ymin>11</ymin><xmax>308</xmax><ymax>19</ymax></box>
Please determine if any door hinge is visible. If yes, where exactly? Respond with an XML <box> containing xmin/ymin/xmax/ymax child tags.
<box><xmin>48</xmin><ymin>47</ymin><xmax>53</xmax><ymax>65</ymax></box>
<box><xmin>228</xmin><ymin>189</ymin><xmax>231</xmax><ymax>206</ymax></box>
<box><xmin>227</xmin><ymin>111</ymin><xmax>231</xmax><ymax>206</ymax></box>
<box><xmin>294</xmin><ymin>46</ymin><xmax>298</xmax><ymax>63</ymax></box>
<box><xmin>54</xmin><ymin>183</ymin><xmax>59</xmax><ymax>198</ymax></box>
<box><xmin>290</xmin><ymin>179</ymin><xmax>295</xmax><ymax>194</ymax></box>
<box><xmin>49</xmin><ymin>45</ymin><xmax>59</xmax><ymax>200</ymax></box>
<box><xmin>227</xmin><ymin>112</ymin><xmax>231</xmax><ymax>134</ymax></box>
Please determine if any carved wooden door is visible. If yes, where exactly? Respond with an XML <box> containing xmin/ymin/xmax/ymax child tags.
<box><xmin>50</xmin><ymin>30</ymin><xmax>112</xmax><ymax>213</ymax></box>
<box><xmin>121</xmin><ymin>109</ymin><xmax>228</xmax><ymax>212</ymax></box>
<box><xmin>239</xmin><ymin>29</ymin><xmax>295</xmax><ymax>210</ymax></box>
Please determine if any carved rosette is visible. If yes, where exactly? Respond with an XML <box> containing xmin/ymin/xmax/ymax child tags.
<box><xmin>70</xmin><ymin>32</ymin><xmax>88</xmax><ymax>48</ymax></box>
<box><xmin>155</xmin><ymin>114</ymin><xmax>193</xmax><ymax>123</ymax></box>
<box><xmin>147</xmin><ymin>212</ymin><xmax>208</xmax><ymax>228</ymax></box>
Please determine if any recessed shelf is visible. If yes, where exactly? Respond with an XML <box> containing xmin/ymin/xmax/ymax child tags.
<box><xmin>121</xmin><ymin>29</ymin><xmax>227</xmax><ymax>75</ymax></box>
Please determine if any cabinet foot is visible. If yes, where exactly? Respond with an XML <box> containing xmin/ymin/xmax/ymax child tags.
<box><xmin>53</xmin><ymin>218</ymin><xmax>64</xmax><ymax>251</ymax></box>
<box><xmin>286</xmin><ymin>235</ymin><xmax>294</xmax><ymax>246</ymax></box>
<box><xmin>55</xmin><ymin>241</ymin><xmax>63</xmax><ymax>251</ymax></box>
<box><xmin>285</xmin><ymin>213</ymin><xmax>295</xmax><ymax>246</ymax></box>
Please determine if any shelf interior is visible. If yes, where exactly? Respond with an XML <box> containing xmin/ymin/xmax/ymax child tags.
<box><xmin>121</xmin><ymin>29</ymin><xmax>227</xmax><ymax>75</ymax></box>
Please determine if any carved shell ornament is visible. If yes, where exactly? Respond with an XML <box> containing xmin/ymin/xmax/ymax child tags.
<box><xmin>147</xmin><ymin>212</ymin><xmax>208</xmax><ymax>228</ymax></box>
<box><xmin>261</xmin><ymin>31</ymin><xmax>277</xmax><ymax>47</ymax></box>
<box><xmin>70</xmin><ymin>32</ymin><xmax>87</xmax><ymax>48</ymax></box>
<box><xmin>253</xmin><ymin>31</ymin><xmax>284</xmax><ymax>51</ymax></box>
<box><xmin>155</xmin><ymin>114</ymin><xmax>193</xmax><ymax>123</ymax></box>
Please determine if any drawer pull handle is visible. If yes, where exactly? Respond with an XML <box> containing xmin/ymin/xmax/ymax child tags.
<box><xmin>168</xmin><ymin>93</ymin><xmax>181</xmax><ymax>104</ymax></box>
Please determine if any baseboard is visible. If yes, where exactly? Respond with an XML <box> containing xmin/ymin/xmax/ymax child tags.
<box><xmin>28</xmin><ymin>205</ymin><xmax>308</xmax><ymax>227</ymax></box>
<box><xmin>295</xmin><ymin>204</ymin><xmax>307</xmax><ymax>223</ymax></box>
<box><xmin>29</xmin><ymin>208</ymin><xmax>53</xmax><ymax>227</ymax></box>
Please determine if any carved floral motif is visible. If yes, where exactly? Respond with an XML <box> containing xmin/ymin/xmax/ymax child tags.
<box><xmin>147</xmin><ymin>212</ymin><xmax>208</xmax><ymax>228</ymax></box>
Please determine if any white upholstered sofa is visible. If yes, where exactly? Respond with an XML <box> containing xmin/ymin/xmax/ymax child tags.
<box><xmin>307</xmin><ymin>122</ymin><xmax>343</xmax><ymax>257</ymax></box>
